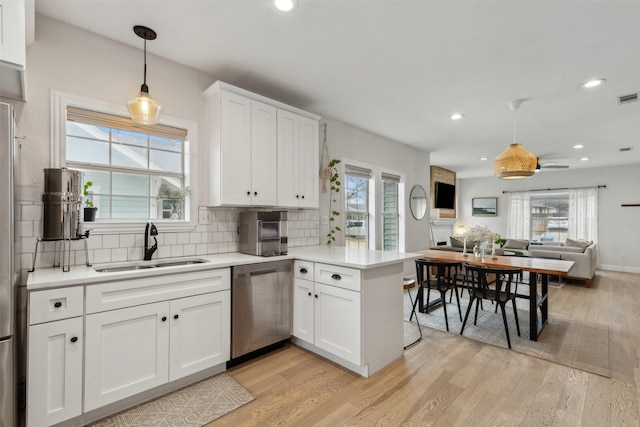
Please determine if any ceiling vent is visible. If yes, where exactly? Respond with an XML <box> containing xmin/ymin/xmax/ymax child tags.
<box><xmin>618</xmin><ymin>93</ymin><xmax>638</xmax><ymax>104</ymax></box>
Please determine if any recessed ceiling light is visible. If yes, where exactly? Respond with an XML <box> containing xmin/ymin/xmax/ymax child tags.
<box><xmin>274</xmin><ymin>0</ymin><xmax>297</xmax><ymax>11</ymax></box>
<box><xmin>479</xmin><ymin>156</ymin><xmax>488</xmax><ymax>161</ymax></box>
<box><xmin>580</xmin><ymin>157</ymin><xmax>590</xmax><ymax>161</ymax></box>
<box><xmin>573</xmin><ymin>144</ymin><xmax>584</xmax><ymax>149</ymax></box>
<box><xmin>581</xmin><ymin>78</ymin><xmax>606</xmax><ymax>89</ymax></box>
<box><xmin>450</xmin><ymin>113</ymin><xmax>464</xmax><ymax>120</ymax></box>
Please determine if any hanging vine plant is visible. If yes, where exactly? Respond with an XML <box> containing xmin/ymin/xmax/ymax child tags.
<box><xmin>326</xmin><ymin>159</ymin><xmax>341</xmax><ymax>245</ymax></box>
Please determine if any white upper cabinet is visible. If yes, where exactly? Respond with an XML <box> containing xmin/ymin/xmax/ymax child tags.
<box><xmin>206</xmin><ymin>88</ymin><xmax>277</xmax><ymax>206</ymax></box>
<box><xmin>204</xmin><ymin>81</ymin><xmax>319</xmax><ymax>208</ymax></box>
<box><xmin>0</xmin><ymin>0</ymin><xmax>27</xmax><ymax>100</ymax></box>
<box><xmin>277</xmin><ymin>110</ymin><xmax>319</xmax><ymax>208</ymax></box>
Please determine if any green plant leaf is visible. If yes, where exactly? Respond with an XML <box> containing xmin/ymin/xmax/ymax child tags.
<box><xmin>332</xmin><ymin>211</ymin><xmax>340</xmax><ymax>216</ymax></box>
<box><xmin>329</xmin><ymin>217</ymin><xmax>335</xmax><ymax>221</ymax></box>
<box><xmin>335</xmin><ymin>226</ymin><xmax>341</xmax><ymax>231</ymax></box>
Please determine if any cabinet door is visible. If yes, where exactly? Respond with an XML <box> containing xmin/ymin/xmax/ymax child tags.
<box><xmin>277</xmin><ymin>109</ymin><xmax>300</xmax><ymax>207</ymax></box>
<box><xmin>314</xmin><ymin>283</ymin><xmax>361</xmax><ymax>365</ymax></box>
<box><xmin>0</xmin><ymin>0</ymin><xmax>26</xmax><ymax>67</ymax></box>
<box><xmin>84</xmin><ymin>302</ymin><xmax>170</xmax><ymax>412</ymax></box>
<box><xmin>28</xmin><ymin>317</ymin><xmax>83</xmax><ymax>427</ymax></box>
<box><xmin>292</xmin><ymin>278</ymin><xmax>314</xmax><ymax>344</ymax></box>
<box><xmin>298</xmin><ymin>116</ymin><xmax>319</xmax><ymax>208</ymax></box>
<box><xmin>220</xmin><ymin>90</ymin><xmax>252</xmax><ymax>205</ymax></box>
<box><xmin>169</xmin><ymin>291</ymin><xmax>230</xmax><ymax>381</ymax></box>
<box><xmin>251</xmin><ymin>100</ymin><xmax>278</xmax><ymax>206</ymax></box>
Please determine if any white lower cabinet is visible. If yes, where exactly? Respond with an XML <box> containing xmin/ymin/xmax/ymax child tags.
<box><xmin>85</xmin><ymin>290</ymin><xmax>231</xmax><ymax>411</ymax></box>
<box><xmin>314</xmin><ymin>282</ymin><xmax>361</xmax><ymax>365</ymax></box>
<box><xmin>292</xmin><ymin>261</ymin><xmax>362</xmax><ymax>366</ymax></box>
<box><xmin>27</xmin><ymin>317</ymin><xmax>83</xmax><ymax>427</ymax></box>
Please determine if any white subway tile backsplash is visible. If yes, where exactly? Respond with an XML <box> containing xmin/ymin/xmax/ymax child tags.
<box><xmin>22</xmin><ymin>204</ymin><xmax>42</xmax><ymax>221</ymax></box>
<box><xmin>20</xmin><ymin>206</ymin><xmax>320</xmax><ymax>273</ymax></box>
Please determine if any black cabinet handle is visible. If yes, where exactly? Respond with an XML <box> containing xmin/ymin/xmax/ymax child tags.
<box><xmin>301</xmin><ymin>195</ymin><xmax>305</xmax><ymax>199</ymax></box>
<box><xmin>70</xmin><ymin>337</ymin><xmax>78</xmax><ymax>343</ymax></box>
<box><xmin>174</xmin><ymin>314</ymin><xmax>179</xmax><ymax>320</ymax></box>
<box><xmin>247</xmin><ymin>191</ymin><xmax>251</xmax><ymax>196</ymax></box>
<box><xmin>254</xmin><ymin>191</ymin><xmax>258</xmax><ymax>196</ymax></box>
<box><xmin>314</xmin><ymin>294</ymin><xmax>318</xmax><ymax>298</ymax></box>
<box><xmin>296</xmin><ymin>195</ymin><xmax>300</xmax><ymax>198</ymax></box>
<box><xmin>54</xmin><ymin>301</ymin><xmax>62</xmax><ymax>308</ymax></box>
<box><xmin>300</xmin><ymin>268</ymin><xmax>308</xmax><ymax>274</ymax></box>
<box><xmin>161</xmin><ymin>316</ymin><xmax>167</xmax><ymax>322</ymax></box>
<box><xmin>331</xmin><ymin>273</ymin><xmax>342</xmax><ymax>280</ymax></box>
<box><xmin>308</xmin><ymin>292</ymin><xmax>312</xmax><ymax>296</ymax></box>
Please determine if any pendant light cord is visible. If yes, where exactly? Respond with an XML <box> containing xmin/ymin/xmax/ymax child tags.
<box><xmin>143</xmin><ymin>38</ymin><xmax>147</xmax><ymax>87</ymax></box>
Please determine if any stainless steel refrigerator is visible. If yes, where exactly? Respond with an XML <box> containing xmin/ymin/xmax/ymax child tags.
<box><xmin>0</xmin><ymin>102</ymin><xmax>19</xmax><ymax>427</ymax></box>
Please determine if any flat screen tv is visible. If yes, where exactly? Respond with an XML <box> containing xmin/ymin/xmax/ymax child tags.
<box><xmin>434</xmin><ymin>182</ymin><xmax>455</xmax><ymax>209</ymax></box>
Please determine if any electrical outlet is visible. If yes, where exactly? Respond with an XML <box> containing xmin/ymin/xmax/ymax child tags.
<box><xmin>620</xmin><ymin>254</ymin><xmax>627</xmax><ymax>261</ymax></box>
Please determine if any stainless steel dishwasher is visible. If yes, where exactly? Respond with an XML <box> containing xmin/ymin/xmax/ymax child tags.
<box><xmin>231</xmin><ymin>260</ymin><xmax>292</xmax><ymax>360</ymax></box>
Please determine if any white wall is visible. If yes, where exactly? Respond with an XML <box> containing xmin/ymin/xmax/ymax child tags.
<box><xmin>320</xmin><ymin>116</ymin><xmax>431</xmax><ymax>253</ymax></box>
<box><xmin>457</xmin><ymin>164</ymin><xmax>640</xmax><ymax>273</ymax></box>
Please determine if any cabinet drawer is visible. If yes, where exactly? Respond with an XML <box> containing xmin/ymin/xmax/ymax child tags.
<box><xmin>294</xmin><ymin>260</ymin><xmax>314</xmax><ymax>280</ymax></box>
<box><xmin>86</xmin><ymin>269</ymin><xmax>230</xmax><ymax>314</ymax></box>
<box><xmin>29</xmin><ymin>287</ymin><xmax>84</xmax><ymax>325</ymax></box>
<box><xmin>314</xmin><ymin>263</ymin><xmax>361</xmax><ymax>292</ymax></box>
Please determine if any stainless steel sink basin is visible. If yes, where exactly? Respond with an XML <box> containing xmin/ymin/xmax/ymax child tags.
<box><xmin>93</xmin><ymin>258</ymin><xmax>209</xmax><ymax>273</ymax></box>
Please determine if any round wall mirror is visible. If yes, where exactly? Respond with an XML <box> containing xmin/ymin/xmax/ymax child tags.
<box><xmin>410</xmin><ymin>185</ymin><xmax>427</xmax><ymax>220</ymax></box>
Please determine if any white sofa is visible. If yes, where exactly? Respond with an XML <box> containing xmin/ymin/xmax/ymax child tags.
<box><xmin>529</xmin><ymin>240</ymin><xmax>597</xmax><ymax>287</ymax></box>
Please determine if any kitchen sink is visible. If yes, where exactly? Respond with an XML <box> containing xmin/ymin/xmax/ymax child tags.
<box><xmin>94</xmin><ymin>258</ymin><xmax>209</xmax><ymax>273</ymax></box>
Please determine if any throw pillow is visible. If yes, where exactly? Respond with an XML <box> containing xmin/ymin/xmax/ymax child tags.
<box><xmin>565</xmin><ymin>238</ymin><xmax>592</xmax><ymax>251</ymax></box>
<box><xmin>450</xmin><ymin>236</ymin><xmax>464</xmax><ymax>248</ymax></box>
<box><xmin>503</xmin><ymin>239</ymin><xmax>529</xmax><ymax>250</ymax></box>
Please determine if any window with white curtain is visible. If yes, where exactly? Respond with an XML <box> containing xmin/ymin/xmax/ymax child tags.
<box><xmin>506</xmin><ymin>187</ymin><xmax>598</xmax><ymax>243</ymax></box>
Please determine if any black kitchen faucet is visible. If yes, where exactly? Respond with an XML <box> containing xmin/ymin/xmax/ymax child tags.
<box><xmin>144</xmin><ymin>221</ymin><xmax>158</xmax><ymax>260</ymax></box>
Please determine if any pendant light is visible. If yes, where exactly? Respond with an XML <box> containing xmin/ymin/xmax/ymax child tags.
<box><xmin>493</xmin><ymin>99</ymin><xmax>537</xmax><ymax>179</ymax></box>
<box><xmin>127</xmin><ymin>25</ymin><xmax>163</xmax><ymax>125</ymax></box>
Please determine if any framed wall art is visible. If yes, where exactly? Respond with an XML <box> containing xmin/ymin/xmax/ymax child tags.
<box><xmin>472</xmin><ymin>197</ymin><xmax>497</xmax><ymax>216</ymax></box>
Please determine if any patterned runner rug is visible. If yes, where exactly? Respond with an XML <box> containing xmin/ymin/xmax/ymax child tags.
<box><xmin>404</xmin><ymin>290</ymin><xmax>610</xmax><ymax>377</ymax></box>
<box><xmin>90</xmin><ymin>372</ymin><xmax>254</xmax><ymax>426</ymax></box>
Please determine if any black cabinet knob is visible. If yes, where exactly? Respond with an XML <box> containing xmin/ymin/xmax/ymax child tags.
<box><xmin>315</xmin><ymin>294</ymin><xmax>318</xmax><ymax>298</ymax></box>
<box><xmin>331</xmin><ymin>273</ymin><xmax>342</xmax><ymax>280</ymax></box>
<box><xmin>296</xmin><ymin>195</ymin><xmax>300</xmax><ymax>198</ymax></box>
<box><xmin>301</xmin><ymin>195</ymin><xmax>305</xmax><ymax>199</ymax></box>
<box><xmin>308</xmin><ymin>292</ymin><xmax>312</xmax><ymax>296</ymax></box>
<box><xmin>174</xmin><ymin>314</ymin><xmax>179</xmax><ymax>320</ymax></box>
<box><xmin>247</xmin><ymin>191</ymin><xmax>251</xmax><ymax>196</ymax></box>
<box><xmin>161</xmin><ymin>316</ymin><xmax>167</xmax><ymax>322</ymax></box>
<box><xmin>70</xmin><ymin>337</ymin><xmax>78</xmax><ymax>343</ymax></box>
<box><xmin>54</xmin><ymin>301</ymin><xmax>62</xmax><ymax>308</ymax></box>
<box><xmin>300</xmin><ymin>268</ymin><xmax>308</xmax><ymax>274</ymax></box>
<box><xmin>254</xmin><ymin>191</ymin><xmax>258</xmax><ymax>196</ymax></box>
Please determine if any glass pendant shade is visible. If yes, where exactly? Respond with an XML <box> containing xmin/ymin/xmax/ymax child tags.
<box><xmin>493</xmin><ymin>143</ymin><xmax>538</xmax><ymax>179</ymax></box>
<box><xmin>127</xmin><ymin>87</ymin><xmax>162</xmax><ymax>125</ymax></box>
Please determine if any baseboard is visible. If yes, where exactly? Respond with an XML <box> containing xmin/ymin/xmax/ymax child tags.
<box><xmin>598</xmin><ymin>265</ymin><xmax>640</xmax><ymax>274</ymax></box>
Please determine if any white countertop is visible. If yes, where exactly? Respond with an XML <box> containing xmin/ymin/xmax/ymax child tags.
<box><xmin>26</xmin><ymin>246</ymin><xmax>421</xmax><ymax>290</ymax></box>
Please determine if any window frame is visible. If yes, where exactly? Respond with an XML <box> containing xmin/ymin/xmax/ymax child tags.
<box><xmin>52</xmin><ymin>90</ymin><xmax>199</xmax><ymax>234</ymax></box>
<box><xmin>380</xmin><ymin>172</ymin><xmax>403</xmax><ymax>252</ymax></box>
<box><xmin>340</xmin><ymin>158</ymin><xmax>406</xmax><ymax>252</ymax></box>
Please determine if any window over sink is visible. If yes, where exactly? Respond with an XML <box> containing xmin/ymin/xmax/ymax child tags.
<box><xmin>52</xmin><ymin>91</ymin><xmax>198</xmax><ymax>233</ymax></box>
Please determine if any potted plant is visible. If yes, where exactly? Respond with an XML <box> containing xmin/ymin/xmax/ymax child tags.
<box><xmin>83</xmin><ymin>181</ymin><xmax>98</xmax><ymax>221</ymax></box>
<box><xmin>157</xmin><ymin>183</ymin><xmax>191</xmax><ymax>220</ymax></box>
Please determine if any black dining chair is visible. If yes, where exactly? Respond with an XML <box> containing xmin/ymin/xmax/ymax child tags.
<box><xmin>460</xmin><ymin>264</ymin><xmax>523</xmax><ymax>349</ymax></box>
<box><xmin>414</xmin><ymin>259</ymin><xmax>463</xmax><ymax>332</ymax></box>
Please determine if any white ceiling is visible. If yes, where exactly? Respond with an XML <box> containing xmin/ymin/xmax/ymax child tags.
<box><xmin>35</xmin><ymin>0</ymin><xmax>640</xmax><ymax>178</ymax></box>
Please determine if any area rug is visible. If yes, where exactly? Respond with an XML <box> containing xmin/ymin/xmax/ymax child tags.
<box><xmin>89</xmin><ymin>372</ymin><xmax>254</xmax><ymax>427</ymax></box>
<box><xmin>403</xmin><ymin>290</ymin><xmax>611</xmax><ymax>378</ymax></box>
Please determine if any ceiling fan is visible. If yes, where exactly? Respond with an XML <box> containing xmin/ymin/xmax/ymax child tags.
<box><xmin>536</xmin><ymin>157</ymin><xmax>570</xmax><ymax>170</ymax></box>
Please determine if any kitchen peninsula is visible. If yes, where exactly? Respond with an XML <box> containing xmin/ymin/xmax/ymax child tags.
<box><xmin>25</xmin><ymin>246</ymin><xmax>419</xmax><ymax>426</ymax></box>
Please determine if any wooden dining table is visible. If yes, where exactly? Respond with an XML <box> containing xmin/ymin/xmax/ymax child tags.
<box><xmin>414</xmin><ymin>249</ymin><xmax>575</xmax><ymax>341</ymax></box>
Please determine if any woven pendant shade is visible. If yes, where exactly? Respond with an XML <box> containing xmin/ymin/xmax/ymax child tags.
<box><xmin>493</xmin><ymin>143</ymin><xmax>537</xmax><ymax>179</ymax></box>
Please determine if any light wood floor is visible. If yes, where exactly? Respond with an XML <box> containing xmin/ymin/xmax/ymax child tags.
<box><xmin>211</xmin><ymin>270</ymin><xmax>640</xmax><ymax>426</ymax></box>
